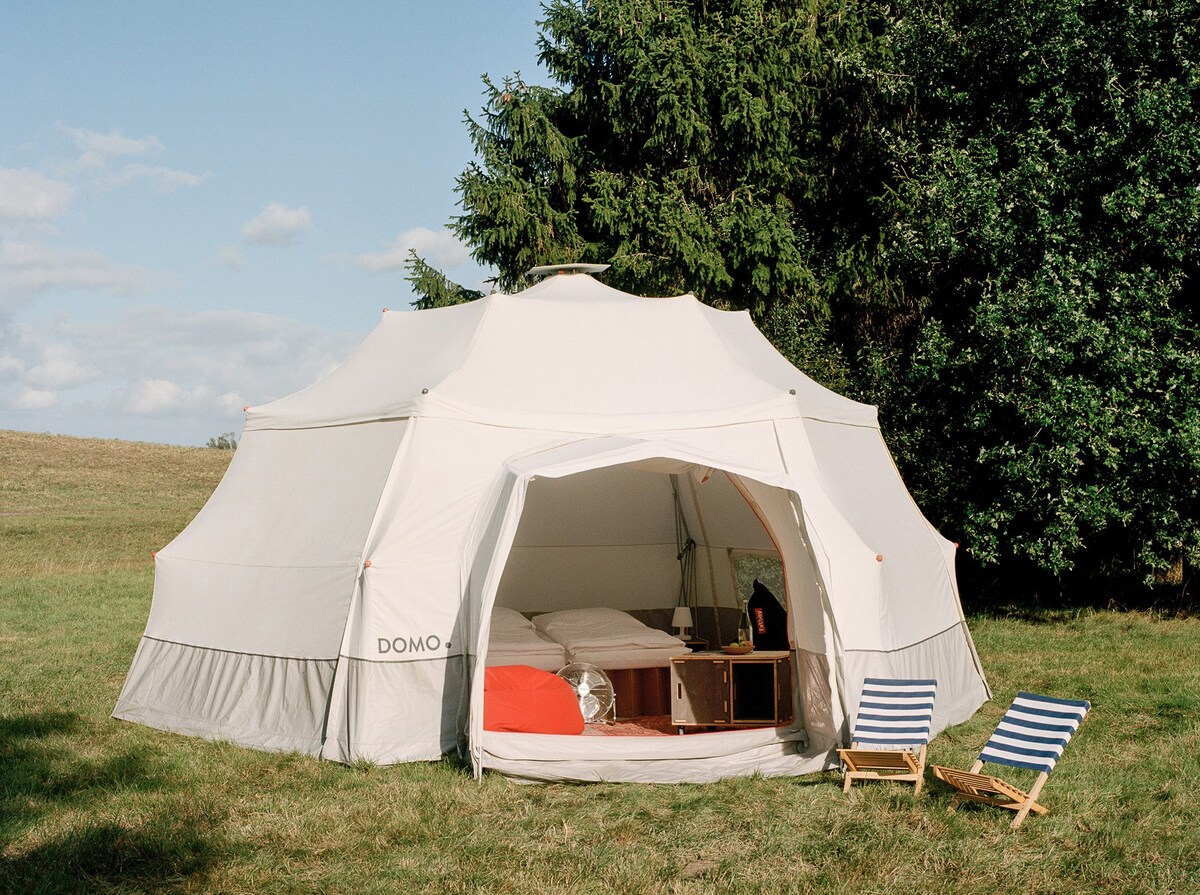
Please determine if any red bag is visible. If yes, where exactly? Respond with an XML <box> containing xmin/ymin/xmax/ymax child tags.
<box><xmin>483</xmin><ymin>664</ymin><xmax>585</xmax><ymax>735</ymax></box>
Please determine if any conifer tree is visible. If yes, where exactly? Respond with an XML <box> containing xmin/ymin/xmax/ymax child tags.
<box><xmin>421</xmin><ymin>0</ymin><xmax>904</xmax><ymax>380</ymax></box>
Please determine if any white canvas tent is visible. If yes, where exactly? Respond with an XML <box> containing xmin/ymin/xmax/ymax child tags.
<box><xmin>114</xmin><ymin>272</ymin><xmax>989</xmax><ymax>782</ymax></box>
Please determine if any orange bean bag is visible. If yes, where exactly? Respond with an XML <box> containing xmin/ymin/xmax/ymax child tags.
<box><xmin>483</xmin><ymin>664</ymin><xmax>585</xmax><ymax>735</ymax></box>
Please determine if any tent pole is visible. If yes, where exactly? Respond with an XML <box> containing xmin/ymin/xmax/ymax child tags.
<box><xmin>687</xmin><ymin>471</ymin><xmax>724</xmax><ymax>646</ymax></box>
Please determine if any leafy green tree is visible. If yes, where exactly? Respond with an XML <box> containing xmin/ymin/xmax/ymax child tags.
<box><xmin>874</xmin><ymin>0</ymin><xmax>1200</xmax><ymax>593</ymax></box>
<box><xmin>414</xmin><ymin>0</ymin><xmax>1200</xmax><ymax>596</ymax></box>
<box><xmin>205</xmin><ymin>432</ymin><xmax>238</xmax><ymax>451</ymax></box>
<box><xmin>404</xmin><ymin>251</ymin><xmax>486</xmax><ymax>310</ymax></box>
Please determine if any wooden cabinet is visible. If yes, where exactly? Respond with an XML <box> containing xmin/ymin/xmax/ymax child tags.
<box><xmin>670</xmin><ymin>651</ymin><xmax>793</xmax><ymax>732</ymax></box>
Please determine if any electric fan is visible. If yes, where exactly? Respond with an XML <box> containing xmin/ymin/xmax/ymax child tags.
<box><xmin>556</xmin><ymin>663</ymin><xmax>617</xmax><ymax>724</ymax></box>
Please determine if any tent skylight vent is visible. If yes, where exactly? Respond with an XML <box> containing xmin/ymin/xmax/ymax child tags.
<box><xmin>526</xmin><ymin>263</ymin><xmax>610</xmax><ymax>279</ymax></box>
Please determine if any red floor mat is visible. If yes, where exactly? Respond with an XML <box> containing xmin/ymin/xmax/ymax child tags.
<box><xmin>582</xmin><ymin>715</ymin><xmax>676</xmax><ymax>736</ymax></box>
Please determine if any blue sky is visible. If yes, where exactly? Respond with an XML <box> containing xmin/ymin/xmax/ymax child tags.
<box><xmin>1</xmin><ymin>1</ymin><xmax>546</xmax><ymax>445</ymax></box>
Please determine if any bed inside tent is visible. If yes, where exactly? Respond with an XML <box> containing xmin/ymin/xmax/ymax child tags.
<box><xmin>470</xmin><ymin>454</ymin><xmax>836</xmax><ymax>783</ymax></box>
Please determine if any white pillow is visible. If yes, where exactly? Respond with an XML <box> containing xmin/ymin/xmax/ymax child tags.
<box><xmin>490</xmin><ymin>606</ymin><xmax>536</xmax><ymax>631</ymax></box>
<box><xmin>533</xmin><ymin>607</ymin><xmax>642</xmax><ymax>635</ymax></box>
<box><xmin>532</xmin><ymin>607</ymin><xmax>682</xmax><ymax>651</ymax></box>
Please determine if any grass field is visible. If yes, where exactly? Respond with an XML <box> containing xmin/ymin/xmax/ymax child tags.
<box><xmin>1</xmin><ymin>429</ymin><xmax>1198</xmax><ymax>894</ymax></box>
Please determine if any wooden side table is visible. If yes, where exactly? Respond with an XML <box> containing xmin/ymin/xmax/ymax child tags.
<box><xmin>670</xmin><ymin>650</ymin><xmax>793</xmax><ymax>733</ymax></box>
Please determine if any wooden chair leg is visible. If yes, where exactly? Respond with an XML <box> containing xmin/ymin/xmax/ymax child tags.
<box><xmin>912</xmin><ymin>745</ymin><xmax>927</xmax><ymax>797</ymax></box>
<box><xmin>1011</xmin><ymin>772</ymin><xmax>1049</xmax><ymax>829</ymax></box>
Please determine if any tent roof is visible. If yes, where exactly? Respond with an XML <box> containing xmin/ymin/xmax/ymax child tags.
<box><xmin>247</xmin><ymin>274</ymin><xmax>877</xmax><ymax>432</ymax></box>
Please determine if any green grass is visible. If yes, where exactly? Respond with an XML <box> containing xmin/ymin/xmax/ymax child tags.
<box><xmin>2</xmin><ymin>430</ymin><xmax>1199</xmax><ymax>893</ymax></box>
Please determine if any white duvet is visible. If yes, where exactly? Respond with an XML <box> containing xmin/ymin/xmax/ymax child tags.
<box><xmin>532</xmin><ymin>607</ymin><xmax>689</xmax><ymax>656</ymax></box>
<box><xmin>485</xmin><ymin>607</ymin><xmax>568</xmax><ymax>670</ymax></box>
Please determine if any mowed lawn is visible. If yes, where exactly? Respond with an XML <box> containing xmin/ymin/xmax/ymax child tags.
<box><xmin>1</xmin><ymin>429</ymin><xmax>1198</xmax><ymax>894</ymax></box>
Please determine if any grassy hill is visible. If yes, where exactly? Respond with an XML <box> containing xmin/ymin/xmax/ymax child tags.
<box><xmin>0</xmin><ymin>430</ymin><xmax>1197</xmax><ymax>894</ymax></box>
<box><xmin>0</xmin><ymin>430</ymin><xmax>232</xmax><ymax>578</ymax></box>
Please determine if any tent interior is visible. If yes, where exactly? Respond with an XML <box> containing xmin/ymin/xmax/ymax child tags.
<box><xmin>480</xmin><ymin>456</ymin><xmax>820</xmax><ymax>751</ymax></box>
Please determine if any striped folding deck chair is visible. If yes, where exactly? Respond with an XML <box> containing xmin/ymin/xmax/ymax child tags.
<box><xmin>931</xmin><ymin>691</ymin><xmax>1090</xmax><ymax>828</ymax></box>
<box><xmin>838</xmin><ymin>678</ymin><xmax>937</xmax><ymax>795</ymax></box>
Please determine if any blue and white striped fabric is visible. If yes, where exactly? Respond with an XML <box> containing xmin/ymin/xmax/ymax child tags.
<box><xmin>980</xmin><ymin>691</ymin><xmax>1090</xmax><ymax>774</ymax></box>
<box><xmin>851</xmin><ymin>678</ymin><xmax>937</xmax><ymax>747</ymax></box>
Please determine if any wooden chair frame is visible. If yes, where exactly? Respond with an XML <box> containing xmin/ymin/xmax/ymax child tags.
<box><xmin>839</xmin><ymin>742</ymin><xmax>928</xmax><ymax>795</ymax></box>
<box><xmin>932</xmin><ymin>761</ymin><xmax>1049</xmax><ymax>828</ymax></box>
<box><xmin>930</xmin><ymin>691</ymin><xmax>1089</xmax><ymax>829</ymax></box>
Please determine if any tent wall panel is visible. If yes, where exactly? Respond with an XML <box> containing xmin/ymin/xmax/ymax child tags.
<box><xmin>801</xmin><ymin>418</ymin><xmax>965</xmax><ymax>647</ymax></box>
<box><xmin>496</xmin><ymin>544</ymin><xmax>680</xmax><ymax>612</ymax></box>
<box><xmin>686</xmin><ymin>471</ymin><xmax>779</xmax><ymax>558</ymax></box>
<box><xmin>146</xmin><ymin>562</ymin><xmax>355</xmax><ymax>658</ymax></box>
<box><xmin>696</xmin><ymin>302</ymin><xmax>877</xmax><ymax>427</ymax></box>
<box><xmin>321</xmin><ymin>655</ymin><xmax>466</xmax><ymax>764</ymax></box>
<box><xmin>164</xmin><ymin>422</ymin><xmax>405</xmax><ymax>568</ymax></box>
<box><xmin>841</xmin><ymin>622</ymin><xmax>991</xmax><ymax>738</ymax></box>
<box><xmin>510</xmin><ymin>465</ymin><xmax>678</xmax><ymax>547</ymax></box>
<box><xmin>351</xmin><ymin>419</ymin><xmax>548</xmax><ymax>664</ymax></box>
<box><xmin>114</xmin><ymin>637</ymin><xmax>334</xmax><ymax>754</ymax></box>
<box><xmin>248</xmin><ymin>300</ymin><xmax>489</xmax><ymax>430</ymax></box>
<box><xmin>144</xmin><ymin>421</ymin><xmax>406</xmax><ymax>658</ymax></box>
<box><xmin>436</xmin><ymin>292</ymin><xmax>783</xmax><ymax>419</ymax></box>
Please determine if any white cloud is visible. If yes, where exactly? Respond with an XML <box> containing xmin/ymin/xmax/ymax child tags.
<box><xmin>216</xmin><ymin>245</ymin><xmax>245</xmax><ymax>270</ymax></box>
<box><xmin>0</xmin><ymin>168</ymin><xmax>74</xmax><ymax>224</ymax></box>
<box><xmin>99</xmin><ymin>164</ymin><xmax>211</xmax><ymax>193</ymax></box>
<box><xmin>24</xmin><ymin>343</ymin><xmax>98</xmax><ymax>390</ymax></box>
<box><xmin>0</xmin><ymin>355</ymin><xmax>23</xmax><ymax>378</ymax></box>
<box><xmin>50</xmin><ymin>124</ymin><xmax>207</xmax><ymax>195</ymax></box>
<box><xmin>243</xmin><ymin>202</ymin><xmax>312</xmax><ymax>246</ymax></box>
<box><xmin>354</xmin><ymin>226</ymin><xmax>470</xmax><ymax>273</ymax></box>
<box><xmin>59</xmin><ymin>124</ymin><xmax>164</xmax><ymax>161</ymax></box>
<box><xmin>0</xmin><ymin>305</ymin><xmax>361</xmax><ymax>445</ymax></box>
<box><xmin>12</xmin><ymin>387</ymin><xmax>56</xmax><ymax>410</ymax></box>
<box><xmin>0</xmin><ymin>241</ymin><xmax>158</xmax><ymax>304</ymax></box>
<box><xmin>122</xmin><ymin>377</ymin><xmax>185</xmax><ymax>414</ymax></box>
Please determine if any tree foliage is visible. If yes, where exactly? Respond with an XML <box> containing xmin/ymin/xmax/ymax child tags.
<box><xmin>874</xmin><ymin>0</ymin><xmax>1200</xmax><ymax>591</ymax></box>
<box><xmin>413</xmin><ymin>0</ymin><xmax>1200</xmax><ymax>596</ymax></box>
<box><xmin>443</xmin><ymin>0</ymin><xmax>912</xmax><ymax>374</ymax></box>
<box><xmin>205</xmin><ymin>432</ymin><xmax>238</xmax><ymax>451</ymax></box>
<box><xmin>404</xmin><ymin>250</ymin><xmax>485</xmax><ymax>309</ymax></box>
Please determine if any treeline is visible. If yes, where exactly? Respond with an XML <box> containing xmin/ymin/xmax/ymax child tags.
<box><xmin>410</xmin><ymin>0</ymin><xmax>1200</xmax><ymax>605</ymax></box>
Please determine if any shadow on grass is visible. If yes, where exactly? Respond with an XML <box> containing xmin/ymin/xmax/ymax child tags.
<box><xmin>0</xmin><ymin>712</ymin><xmax>161</xmax><ymax>828</ymax></box>
<box><xmin>0</xmin><ymin>712</ymin><xmax>236</xmax><ymax>893</ymax></box>
<box><xmin>0</xmin><ymin>808</ymin><xmax>233</xmax><ymax>895</ymax></box>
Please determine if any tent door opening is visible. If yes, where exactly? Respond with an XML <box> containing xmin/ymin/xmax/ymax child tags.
<box><xmin>480</xmin><ymin>457</ymin><xmax>812</xmax><ymax>733</ymax></box>
<box><xmin>491</xmin><ymin>462</ymin><xmax>782</xmax><ymax>642</ymax></box>
<box><xmin>464</xmin><ymin>440</ymin><xmax>847</xmax><ymax>781</ymax></box>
